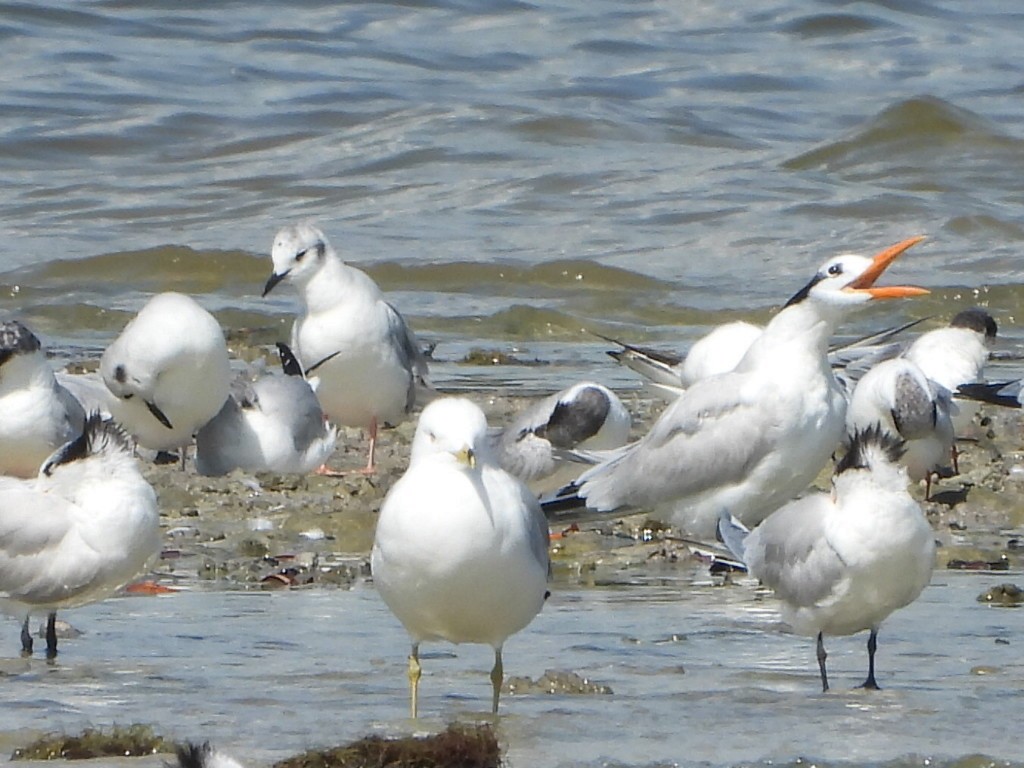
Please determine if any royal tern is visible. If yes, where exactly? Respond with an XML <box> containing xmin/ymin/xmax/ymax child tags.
<box><xmin>846</xmin><ymin>357</ymin><xmax>954</xmax><ymax>496</ymax></box>
<box><xmin>100</xmin><ymin>292</ymin><xmax>231</xmax><ymax>455</ymax></box>
<box><xmin>491</xmin><ymin>381</ymin><xmax>631</xmax><ymax>486</ymax></box>
<box><xmin>904</xmin><ymin>308</ymin><xmax>997</xmax><ymax>435</ymax></box>
<box><xmin>371</xmin><ymin>398</ymin><xmax>549</xmax><ymax>717</ymax></box>
<box><xmin>262</xmin><ymin>222</ymin><xmax>431</xmax><ymax>474</ymax></box>
<box><xmin>0</xmin><ymin>414</ymin><xmax>160</xmax><ymax>659</ymax></box>
<box><xmin>718</xmin><ymin>426</ymin><xmax>935</xmax><ymax>692</ymax></box>
<box><xmin>0</xmin><ymin>321</ymin><xmax>85</xmax><ymax>478</ymax></box>
<box><xmin>195</xmin><ymin>343</ymin><xmax>338</xmax><ymax>476</ymax></box>
<box><xmin>545</xmin><ymin>236</ymin><xmax>928</xmax><ymax>537</ymax></box>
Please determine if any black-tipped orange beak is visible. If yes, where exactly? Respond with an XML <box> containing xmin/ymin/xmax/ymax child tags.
<box><xmin>846</xmin><ymin>235</ymin><xmax>929</xmax><ymax>299</ymax></box>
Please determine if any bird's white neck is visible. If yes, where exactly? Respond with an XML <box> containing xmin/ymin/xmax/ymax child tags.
<box><xmin>298</xmin><ymin>255</ymin><xmax>380</xmax><ymax>315</ymax></box>
<box><xmin>739</xmin><ymin>300</ymin><xmax>842</xmax><ymax>372</ymax></box>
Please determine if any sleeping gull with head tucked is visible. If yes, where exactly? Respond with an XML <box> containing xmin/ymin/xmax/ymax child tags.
<box><xmin>262</xmin><ymin>222</ymin><xmax>430</xmax><ymax>474</ymax></box>
<box><xmin>372</xmin><ymin>397</ymin><xmax>550</xmax><ymax>717</ymax></box>
<box><xmin>100</xmin><ymin>292</ymin><xmax>231</xmax><ymax>456</ymax></box>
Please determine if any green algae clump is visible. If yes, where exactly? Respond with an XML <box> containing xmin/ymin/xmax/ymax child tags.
<box><xmin>11</xmin><ymin>724</ymin><xmax>169</xmax><ymax>760</ymax></box>
<box><xmin>272</xmin><ymin>723</ymin><xmax>500</xmax><ymax>768</ymax></box>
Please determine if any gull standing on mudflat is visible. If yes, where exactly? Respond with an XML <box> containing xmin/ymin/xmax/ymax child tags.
<box><xmin>262</xmin><ymin>222</ymin><xmax>430</xmax><ymax>474</ymax></box>
<box><xmin>0</xmin><ymin>414</ymin><xmax>160</xmax><ymax>659</ymax></box>
<box><xmin>372</xmin><ymin>397</ymin><xmax>550</xmax><ymax>717</ymax></box>
<box><xmin>100</xmin><ymin>292</ymin><xmax>231</xmax><ymax>456</ymax></box>
<box><xmin>0</xmin><ymin>320</ymin><xmax>85</xmax><ymax>478</ymax></box>
<box><xmin>195</xmin><ymin>343</ymin><xmax>337</xmax><ymax>476</ymax></box>
<box><xmin>846</xmin><ymin>357</ymin><xmax>954</xmax><ymax>497</ymax></box>
<box><xmin>544</xmin><ymin>237</ymin><xmax>929</xmax><ymax>538</ymax></box>
<box><xmin>904</xmin><ymin>307</ymin><xmax>997</xmax><ymax>436</ymax></box>
<box><xmin>491</xmin><ymin>381</ymin><xmax>631</xmax><ymax>486</ymax></box>
<box><xmin>718</xmin><ymin>427</ymin><xmax>935</xmax><ymax>692</ymax></box>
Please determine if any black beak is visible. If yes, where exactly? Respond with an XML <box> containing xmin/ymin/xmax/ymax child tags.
<box><xmin>146</xmin><ymin>400</ymin><xmax>174</xmax><ymax>430</ymax></box>
<box><xmin>262</xmin><ymin>270</ymin><xmax>289</xmax><ymax>297</ymax></box>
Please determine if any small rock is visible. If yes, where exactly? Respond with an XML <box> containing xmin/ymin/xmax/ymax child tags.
<box><xmin>976</xmin><ymin>583</ymin><xmax>1024</xmax><ymax>606</ymax></box>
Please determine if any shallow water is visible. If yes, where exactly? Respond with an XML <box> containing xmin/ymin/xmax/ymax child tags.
<box><xmin>0</xmin><ymin>569</ymin><xmax>1021</xmax><ymax>768</ymax></box>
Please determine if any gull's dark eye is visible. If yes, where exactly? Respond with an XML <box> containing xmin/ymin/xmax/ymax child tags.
<box><xmin>295</xmin><ymin>248</ymin><xmax>308</xmax><ymax>263</ymax></box>
<box><xmin>828</xmin><ymin>263</ymin><xmax>842</xmax><ymax>276</ymax></box>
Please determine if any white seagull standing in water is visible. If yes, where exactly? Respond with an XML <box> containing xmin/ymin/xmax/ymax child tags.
<box><xmin>491</xmin><ymin>381</ymin><xmax>631</xmax><ymax>487</ymax></box>
<box><xmin>0</xmin><ymin>320</ymin><xmax>85</xmax><ymax>478</ymax></box>
<box><xmin>544</xmin><ymin>236</ymin><xmax>929</xmax><ymax>537</ymax></box>
<box><xmin>100</xmin><ymin>292</ymin><xmax>231</xmax><ymax>458</ymax></box>
<box><xmin>372</xmin><ymin>397</ymin><xmax>550</xmax><ymax>717</ymax></box>
<box><xmin>262</xmin><ymin>222</ymin><xmax>431</xmax><ymax>474</ymax></box>
<box><xmin>0</xmin><ymin>413</ymin><xmax>161</xmax><ymax>659</ymax></box>
<box><xmin>719</xmin><ymin>426</ymin><xmax>936</xmax><ymax>692</ymax></box>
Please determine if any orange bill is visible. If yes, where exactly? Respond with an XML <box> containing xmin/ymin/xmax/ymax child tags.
<box><xmin>846</xmin><ymin>235</ymin><xmax>928</xmax><ymax>298</ymax></box>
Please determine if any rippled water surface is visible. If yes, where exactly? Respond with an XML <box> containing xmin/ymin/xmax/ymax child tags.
<box><xmin>1</xmin><ymin>571</ymin><xmax>1022</xmax><ymax>768</ymax></box>
<box><xmin>2</xmin><ymin>2</ymin><xmax>1024</xmax><ymax>765</ymax></box>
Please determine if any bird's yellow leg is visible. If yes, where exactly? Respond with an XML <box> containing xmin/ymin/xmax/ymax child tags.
<box><xmin>408</xmin><ymin>643</ymin><xmax>422</xmax><ymax>719</ymax></box>
<box><xmin>490</xmin><ymin>647</ymin><xmax>504</xmax><ymax>714</ymax></box>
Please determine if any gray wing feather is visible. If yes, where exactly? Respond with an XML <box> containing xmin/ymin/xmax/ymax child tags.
<box><xmin>744</xmin><ymin>494</ymin><xmax>845</xmax><ymax>608</ymax></box>
<box><xmin>577</xmin><ymin>372</ymin><xmax>774</xmax><ymax>511</ymax></box>
<box><xmin>384</xmin><ymin>302</ymin><xmax>431</xmax><ymax>412</ymax></box>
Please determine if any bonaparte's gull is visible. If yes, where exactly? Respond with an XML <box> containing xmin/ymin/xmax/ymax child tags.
<box><xmin>195</xmin><ymin>343</ymin><xmax>337</xmax><ymax>476</ymax></box>
<box><xmin>0</xmin><ymin>321</ymin><xmax>85</xmax><ymax>478</ymax></box>
<box><xmin>371</xmin><ymin>397</ymin><xmax>549</xmax><ymax>717</ymax></box>
<box><xmin>719</xmin><ymin>426</ymin><xmax>935</xmax><ymax>691</ymax></box>
<box><xmin>0</xmin><ymin>413</ymin><xmax>160</xmax><ymax>659</ymax></box>
<box><xmin>100</xmin><ymin>292</ymin><xmax>231</xmax><ymax>455</ymax></box>
<box><xmin>544</xmin><ymin>237</ymin><xmax>928</xmax><ymax>537</ymax></box>
<box><xmin>491</xmin><ymin>381</ymin><xmax>630</xmax><ymax>486</ymax></box>
<box><xmin>262</xmin><ymin>222</ymin><xmax>430</xmax><ymax>474</ymax></box>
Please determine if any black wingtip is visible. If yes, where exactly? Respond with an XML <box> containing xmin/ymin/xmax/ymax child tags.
<box><xmin>957</xmin><ymin>380</ymin><xmax>1021</xmax><ymax>408</ymax></box>
<box><xmin>276</xmin><ymin>342</ymin><xmax>304</xmax><ymax>377</ymax></box>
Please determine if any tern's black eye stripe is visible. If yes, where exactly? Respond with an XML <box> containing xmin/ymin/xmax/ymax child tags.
<box><xmin>295</xmin><ymin>248</ymin><xmax>308</xmax><ymax>262</ymax></box>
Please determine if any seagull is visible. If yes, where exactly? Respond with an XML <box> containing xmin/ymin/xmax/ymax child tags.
<box><xmin>371</xmin><ymin>397</ymin><xmax>550</xmax><ymax>717</ymax></box>
<box><xmin>262</xmin><ymin>222</ymin><xmax>431</xmax><ymax>474</ymax></box>
<box><xmin>544</xmin><ymin>236</ymin><xmax>928</xmax><ymax>538</ymax></box>
<box><xmin>195</xmin><ymin>343</ymin><xmax>338</xmax><ymax>476</ymax></box>
<box><xmin>491</xmin><ymin>381</ymin><xmax>631</xmax><ymax>486</ymax></box>
<box><xmin>846</xmin><ymin>357</ymin><xmax>954</xmax><ymax>497</ymax></box>
<box><xmin>904</xmin><ymin>307</ymin><xmax>997</xmax><ymax>435</ymax></box>
<box><xmin>0</xmin><ymin>321</ymin><xmax>85</xmax><ymax>478</ymax></box>
<box><xmin>0</xmin><ymin>413</ymin><xmax>161</xmax><ymax>659</ymax></box>
<box><xmin>100</xmin><ymin>292</ymin><xmax>231</xmax><ymax>455</ymax></box>
<box><xmin>718</xmin><ymin>426</ymin><xmax>936</xmax><ymax>692</ymax></box>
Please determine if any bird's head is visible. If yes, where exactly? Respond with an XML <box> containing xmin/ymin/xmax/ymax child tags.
<box><xmin>410</xmin><ymin>397</ymin><xmax>491</xmax><ymax>469</ymax></box>
<box><xmin>263</xmin><ymin>221</ymin><xmax>330</xmax><ymax>297</ymax></box>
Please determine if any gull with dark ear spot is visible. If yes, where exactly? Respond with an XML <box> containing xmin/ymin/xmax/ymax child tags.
<box><xmin>0</xmin><ymin>320</ymin><xmax>85</xmax><ymax>478</ymax></box>
<box><xmin>491</xmin><ymin>381</ymin><xmax>630</xmax><ymax>488</ymax></box>
<box><xmin>262</xmin><ymin>221</ymin><xmax>431</xmax><ymax>474</ymax></box>
<box><xmin>0</xmin><ymin>413</ymin><xmax>160</xmax><ymax>660</ymax></box>
<box><xmin>718</xmin><ymin>426</ymin><xmax>935</xmax><ymax>692</ymax></box>
<box><xmin>100</xmin><ymin>292</ymin><xmax>231</xmax><ymax>457</ymax></box>
<box><xmin>195</xmin><ymin>344</ymin><xmax>338</xmax><ymax>476</ymax></box>
<box><xmin>544</xmin><ymin>236</ymin><xmax>929</xmax><ymax>538</ymax></box>
<box><xmin>372</xmin><ymin>398</ymin><xmax>549</xmax><ymax>718</ymax></box>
